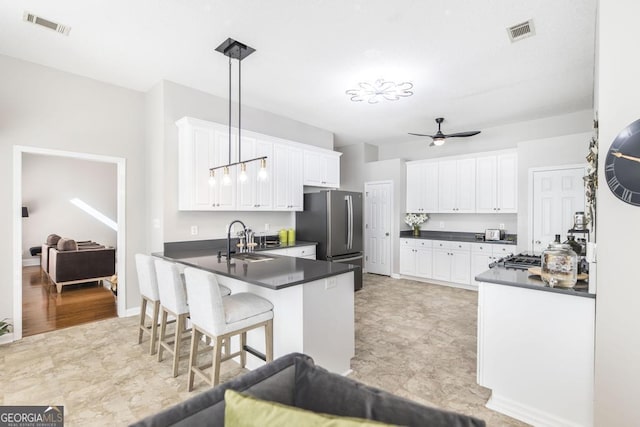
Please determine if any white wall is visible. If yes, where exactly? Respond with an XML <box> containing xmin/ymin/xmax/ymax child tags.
<box><xmin>594</xmin><ymin>1</ymin><xmax>640</xmax><ymax>424</ymax></box>
<box><xmin>145</xmin><ymin>82</ymin><xmax>165</xmax><ymax>253</ymax></box>
<box><xmin>377</xmin><ymin>110</ymin><xmax>593</xmax><ymax>161</ymax></box>
<box><xmin>0</xmin><ymin>54</ymin><xmax>146</xmax><ymax>321</ymax></box>
<box><xmin>157</xmin><ymin>80</ymin><xmax>335</xmax><ymax>243</ymax></box>
<box><xmin>516</xmin><ymin>132</ymin><xmax>592</xmax><ymax>252</ymax></box>
<box><xmin>21</xmin><ymin>154</ymin><xmax>117</xmax><ymax>264</ymax></box>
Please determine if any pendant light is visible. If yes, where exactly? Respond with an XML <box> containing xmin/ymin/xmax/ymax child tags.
<box><xmin>209</xmin><ymin>38</ymin><xmax>267</xmax><ymax>185</ymax></box>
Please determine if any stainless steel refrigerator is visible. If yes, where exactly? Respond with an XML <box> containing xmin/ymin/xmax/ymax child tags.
<box><xmin>295</xmin><ymin>190</ymin><xmax>363</xmax><ymax>291</ymax></box>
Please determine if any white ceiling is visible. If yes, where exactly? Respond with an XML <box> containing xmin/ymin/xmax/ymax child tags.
<box><xmin>0</xmin><ymin>0</ymin><xmax>597</xmax><ymax>147</ymax></box>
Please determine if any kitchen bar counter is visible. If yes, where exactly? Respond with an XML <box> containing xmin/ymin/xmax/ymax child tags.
<box><xmin>475</xmin><ymin>266</ymin><xmax>595</xmax><ymax>299</ymax></box>
<box><xmin>154</xmin><ymin>246</ymin><xmax>354</xmax><ymax>290</ymax></box>
<box><xmin>399</xmin><ymin>230</ymin><xmax>516</xmax><ymax>245</ymax></box>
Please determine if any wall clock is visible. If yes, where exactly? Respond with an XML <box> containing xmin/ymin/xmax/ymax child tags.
<box><xmin>605</xmin><ymin>118</ymin><xmax>640</xmax><ymax>206</ymax></box>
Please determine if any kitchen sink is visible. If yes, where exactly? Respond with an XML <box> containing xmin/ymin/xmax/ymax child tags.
<box><xmin>231</xmin><ymin>253</ymin><xmax>275</xmax><ymax>263</ymax></box>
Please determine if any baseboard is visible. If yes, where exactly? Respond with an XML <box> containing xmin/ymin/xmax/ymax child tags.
<box><xmin>0</xmin><ymin>333</ymin><xmax>15</xmax><ymax>345</ymax></box>
<box><xmin>124</xmin><ymin>307</ymin><xmax>140</xmax><ymax>317</ymax></box>
<box><xmin>397</xmin><ymin>274</ymin><xmax>478</xmax><ymax>292</ymax></box>
<box><xmin>390</xmin><ymin>273</ymin><xmax>401</xmax><ymax>279</ymax></box>
<box><xmin>22</xmin><ymin>257</ymin><xmax>40</xmax><ymax>267</ymax></box>
<box><xmin>487</xmin><ymin>393</ymin><xmax>587</xmax><ymax>427</ymax></box>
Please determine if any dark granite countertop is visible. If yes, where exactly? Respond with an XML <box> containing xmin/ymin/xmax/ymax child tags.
<box><xmin>399</xmin><ymin>230</ymin><xmax>517</xmax><ymax>245</ymax></box>
<box><xmin>163</xmin><ymin>238</ymin><xmax>317</xmax><ymax>255</ymax></box>
<box><xmin>154</xmin><ymin>246</ymin><xmax>354</xmax><ymax>291</ymax></box>
<box><xmin>475</xmin><ymin>266</ymin><xmax>595</xmax><ymax>299</ymax></box>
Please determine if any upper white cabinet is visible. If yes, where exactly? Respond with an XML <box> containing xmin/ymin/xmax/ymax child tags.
<box><xmin>303</xmin><ymin>149</ymin><xmax>341</xmax><ymax>188</ymax></box>
<box><xmin>237</xmin><ymin>136</ymin><xmax>273</xmax><ymax>210</ymax></box>
<box><xmin>406</xmin><ymin>150</ymin><xmax>517</xmax><ymax>214</ymax></box>
<box><xmin>438</xmin><ymin>158</ymin><xmax>476</xmax><ymax>213</ymax></box>
<box><xmin>177</xmin><ymin>117</ymin><xmax>339</xmax><ymax>212</ymax></box>
<box><xmin>406</xmin><ymin>161</ymin><xmax>438</xmax><ymax>213</ymax></box>
<box><xmin>476</xmin><ymin>151</ymin><xmax>518</xmax><ymax>213</ymax></box>
<box><xmin>273</xmin><ymin>142</ymin><xmax>304</xmax><ymax>211</ymax></box>
<box><xmin>177</xmin><ymin>117</ymin><xmax>236</xmax><ymax>211</ymax></box>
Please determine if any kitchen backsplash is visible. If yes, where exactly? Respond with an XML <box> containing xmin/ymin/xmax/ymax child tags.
<box><xmin>414</xmin><ymin>213</ymin><xmax>517</xmax><ymax>233</ymax></box>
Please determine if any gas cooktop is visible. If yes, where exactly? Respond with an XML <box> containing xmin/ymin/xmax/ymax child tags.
<box><xmin>492</xmin><ymin>253</ymin><xmax>541</xmax><ymax>270</ymax></box>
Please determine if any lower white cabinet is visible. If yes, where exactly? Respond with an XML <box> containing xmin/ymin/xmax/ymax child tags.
<box><xmin>470</xmin><ymin>243</ymin><xmax>515</xmax><ymax>287</ymax></box>
<box><xmin>262</xmin><ymin>245</ymin><xmax>316</xmax><ymax>260</ymax></box>
<box><xmin>432</xmin><ymin>241</ymin><xmax>471</xmax><ymax>285</ymax></box>
<box><xmin>399</xmin><ymin>238</ymin><xmax>432</xmax><ymax>278</ymax></box>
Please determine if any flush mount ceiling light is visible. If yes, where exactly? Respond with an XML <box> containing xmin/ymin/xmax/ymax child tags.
<box><xmin>209</xmin><ymin>38</ymin><xmax>268</xmax><ymax>186</ymax></box>
<box><xmin>345</xmin><ymin>79</ymin><xmax>414</xmax><ymax>104</ymax></box>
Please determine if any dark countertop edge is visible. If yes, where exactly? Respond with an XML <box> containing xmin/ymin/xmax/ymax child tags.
<box><xmin>475</xmin><ymin>271</ymin><xmax>596</xmax><ymax>299</ymax></box>
<box><xmin>152</xmin><ymin>251</ymin><xmax>353</xmax><ymax>291</ymax></box>
<box><xmin>163</xmin><ymin>239</ymin><xmax>317</xmax><ymax>254</ymax></box>
<box><xmin>399</xmin><ymin>230</ymin><xmax>517</xmax><ymax>245</ymax></box>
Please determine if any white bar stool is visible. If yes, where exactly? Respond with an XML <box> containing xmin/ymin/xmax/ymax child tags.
<box><xmin>135</xmin><ymin>254</ymin><xmax>161</xmax><ymax>355</ymax></box>
<box><xmin>154</xmin><ymin>258</ymin><xmax>192</xmax><ymax>377</ymax></box>
<box><xmin>183</xmin><ymin>267</ymin><xmax>274</xmax><ymax>391</ymax></box>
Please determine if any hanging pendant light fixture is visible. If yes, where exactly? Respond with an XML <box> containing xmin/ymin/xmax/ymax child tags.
<box><xmin>209</xmin><ymin>38</ymin><xmax>267</xmax><ymax>186</ymax></box>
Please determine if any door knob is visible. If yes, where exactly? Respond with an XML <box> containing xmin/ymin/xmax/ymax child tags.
<box><xmin>535</xmin><ymin>240</ymin><xmax>541</xmax><ymax>244</ymax></box>
<box><xmin>385</xmin><ymin>232</ymin><xmax>389</xmax><ymax>236</ymax></box>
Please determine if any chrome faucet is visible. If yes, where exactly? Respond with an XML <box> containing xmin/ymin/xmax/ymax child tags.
<box><xmin>226</xmin><ymin>220</ymin><xmax>247</xmax><ymax>261</ymax></box>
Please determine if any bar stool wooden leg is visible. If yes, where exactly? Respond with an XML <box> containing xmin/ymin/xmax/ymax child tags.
<box><xmin>157</xmin><ymin>309</ymin><xmax>168</xmax><ymax>362</ymax></box>
<box><xmin>212</xmin><ymin>335</ymin><xmax>224</xmax><ymax>386</ymax></box>
<box><xmin>149</xmin><ymin>301</ymin><xmax>160</xmax><ymax>355</ymax></box>
<box><xmin>137</xmin><ymin>298</ymin><xmax>147</xmax><ymax>344</ymax></box>
<box><xmin>265</xmin><ymin>319</ymin><xmax>274</xmax><ymax>362</ymax></box>
<box><xmin>240</xmin><ymin>332</ymin><xmax>247</xmax><ymax>368</ymax></box>
<box><xmin>187</xmin><ymin>327</ymin><xmax>201</xmax><ymax>392</ymax></box>
<box><xmin>172</xmin><ymin>314</ymin><xmax>185</xmax><ymax>377</ymax></box>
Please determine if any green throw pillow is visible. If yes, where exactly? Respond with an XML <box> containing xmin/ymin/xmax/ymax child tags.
<box><xmin>224</xmin><ymin>389</ymin><xmax>397</xmax><ymax>427</ymax></box>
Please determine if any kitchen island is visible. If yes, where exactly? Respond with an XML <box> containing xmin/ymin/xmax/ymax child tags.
<box><xmin>476</xmin><ymin>266</ymin><xmax>595</xmax><ymax>427</ymax></box>
<box><xmin>154</xmin><ymin>246</ymin><xmax>357</xmax><ymax>374</ymax></box>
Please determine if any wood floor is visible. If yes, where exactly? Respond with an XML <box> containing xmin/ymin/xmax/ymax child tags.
<box><xmin>22</xmin><ymin>265</ymin><xmax>117</xmax><ymax>337</ymax></box>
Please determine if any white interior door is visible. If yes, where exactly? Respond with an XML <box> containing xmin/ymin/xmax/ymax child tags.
<box><xmin>364</xmin><ymin>181</ymin><xmax>392</xmax><ymax>276</ymax></box>
<box><xmin>531</xmin><ymin>166</ymin><xmax>586</xmax><ymax>253</ymax></box>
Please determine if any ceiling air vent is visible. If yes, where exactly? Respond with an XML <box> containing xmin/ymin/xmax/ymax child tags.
<box><xmin>507</xmin><ymin>19</ymin><xmax>534</xmax><ymax>42</ymax></box>
<box><xmin>23</xmin><ymin>11</ymin><xmax>71</xmax><ymax>36</ymax></box>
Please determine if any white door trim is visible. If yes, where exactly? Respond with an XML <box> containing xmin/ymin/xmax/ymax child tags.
<box><xmin>364</xmin><ymin>180</ymin><xmax>394</xmax><ymax>276</ymax></box>
<box><xmin>13</xmin><ymin>145</ymin><xmax>127</xmax><ymax>340</ymax></box>
<box><xmin>527</xmin><ymin>163</ymin><xmax>587</xmax><ymax>252</ymax></box>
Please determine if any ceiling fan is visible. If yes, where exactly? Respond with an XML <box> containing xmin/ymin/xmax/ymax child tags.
<box><xmin>409</xmin><ymin>117</ymin><xmax>481</xmax><ymax>146</ymax></box>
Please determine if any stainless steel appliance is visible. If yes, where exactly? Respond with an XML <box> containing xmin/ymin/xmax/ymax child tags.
<box><xmin>295</xmin><ymin>190</ymin><xmax>363</xmax><ymax>291</ymax></box>
<box><xmin>485</xmin><ymin>229</ymin><xmax>505</xmax><ymax>241</ymax></box>
<box><xmin>491</xmin><ymin>253</ymin><xmax>542</xmax><ymax>270</ymax></box>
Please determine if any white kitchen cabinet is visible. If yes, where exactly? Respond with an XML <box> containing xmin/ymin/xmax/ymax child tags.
<box><xmin>177</xmin><ymin>117</ymin><xmax>236</xmax><ymax>211</ymax></box>
<box><xmin>272</xmin><ymin>143</ymin><xmax>304</xmax><ymax>211</ymax></box>
<box><xmin>438</xmin><ymin>158</ymin><xmax>476</xmax><ymax>213</ymax></box>
<box><xmin>399</xmin><ymin>238</ymin><xmax>432</xmax><ymax>278</ymax></box>
<box><xmin>236</xmin><ymin>137</ymin><xmax>273</xmax><ymax>210</ymax></box>
<box><xmin>470</xmin><ymin>243</ymin><xmax>515</xmax><ymax>287</ymax></box>
<box><xmin>432</xmin><ymin>240</ymin><xmax>471</xmax><ymax>285</ymax></box>
<box><xmin>475</xmin><ymin>151</ymin><xmax>518</xmax><ymax>213</ymax></box>
<box><xmin>303</xmin><ymin>149</ymin><xmax>341</xmax><ymax>188</ymax></box>
<box><xmin>262</xmin><ymin>244</ymin><xmax>316</xmax><ymax>259</ymax></box>
<box><xmin>406</xmin><ymin>161</ymin><xmax>438</xmax><ymax>213</ymax></box>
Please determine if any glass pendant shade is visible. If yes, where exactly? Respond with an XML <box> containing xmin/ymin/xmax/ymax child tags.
<box><xmin>208</xmin><ymin>170</ymin><xmax>216</xmax><ymax>186</ymax></box>
<box><xmin>239</xmin><ymin>163</ymin><xmax>248</xmax><ymax>182</ymax></box>
<box><xmin>222</xmin><ymin>167</ymin><xmax>232</xmax><ymax>186</ymax></box>
<box><xmin>258</xmin><ymin>158</ymin><xmax>268</xmax><ymax>181</ymax></box>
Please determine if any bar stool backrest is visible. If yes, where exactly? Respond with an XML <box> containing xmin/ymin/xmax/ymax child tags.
<box><xmin>184</xmin><ymin>268</ymin><xmax>227</xmax><ymax>336</ymax></box>
<box><xmin>154</xmin><ymin>258</ymin><xmax>189</xmax><ymax>315</ymax></box>
<box><xmin>135</xmin><ymin>253</ymin><xmax>160</xmax><ymax>302</ymax></box>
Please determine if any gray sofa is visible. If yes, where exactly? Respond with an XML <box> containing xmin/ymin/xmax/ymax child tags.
<box><xmin>130</xmin><ymin>353</ymin><xmax>485</xmax><ymax>427</ymax></box>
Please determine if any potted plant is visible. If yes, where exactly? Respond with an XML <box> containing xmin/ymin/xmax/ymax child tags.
<box><xmin>405</xmin><ymin>213</ymin><xmax>429</xmax><ymax>236</ymax></box>
<box><xmin>0</xmin><ymin>319</ymin><xmax>12</xmax><ymax>337</ymax></box>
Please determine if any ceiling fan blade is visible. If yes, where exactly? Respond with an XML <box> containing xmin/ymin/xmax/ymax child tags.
<box><xmin>408</xmin><ymin>132</ymin><xmax>436</xmax><ymax>138</ymax></box>
<box><xmin>443</xmin><ymin>131</ymin><xmax>481</xmax><ymax>138</ymax></box>
<box><xmin>429</xmin><ymin>142</ymin><xmax>435</xmax><ymax>147</ymax></box>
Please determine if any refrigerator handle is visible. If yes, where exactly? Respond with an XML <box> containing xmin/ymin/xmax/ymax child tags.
<box><xmin>347</xmin><ymin>195</ymin><xmax>353</xmax><ymax>250</ymax></box>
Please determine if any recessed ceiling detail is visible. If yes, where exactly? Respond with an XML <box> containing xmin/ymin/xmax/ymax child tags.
<box><xmin>507</xmin><ymin>19</ymin><xmax>535</xmax><ymax>42</ymax></box>
<box><xmin>23</xmin><ymin>11</ymin><xmax>71</xmax><ymax>36</ymax></box>
<box><xmin>345</xmin><ymin>79</ymin><xmax>413</xmax><ymax>104</ymax></box>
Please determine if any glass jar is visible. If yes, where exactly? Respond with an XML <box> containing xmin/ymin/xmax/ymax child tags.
<box><xmin>541</xmin><ymin>243</ymin><xmax>578</xmax><ymax>288</ymax></box>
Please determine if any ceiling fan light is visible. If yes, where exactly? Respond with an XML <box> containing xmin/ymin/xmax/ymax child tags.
<box><xmin>433</xmin><ymin>137</ymin><xmax>446</xmax><ymax>146</ymax></box>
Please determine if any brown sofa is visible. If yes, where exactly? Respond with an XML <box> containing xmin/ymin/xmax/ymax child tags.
<box><xmin>41</xmin><ymin>234</ymin><xmax>116</xmax><ymax>293</ymax></box>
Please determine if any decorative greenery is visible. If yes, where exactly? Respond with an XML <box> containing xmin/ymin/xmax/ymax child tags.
<box><xmin>0</xmin><ymin>319</ymin><xmax>12</xmax><ymax>337</ymax></box>
<box><xmin>405</xmin><ymin>213</ymin><xmax>429</xmax><ymax>228</ymax></box>
<box><xmin>584</xmin><ymin>120</ymin><xmax>598</xmax><ymax>233</ymax></box>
